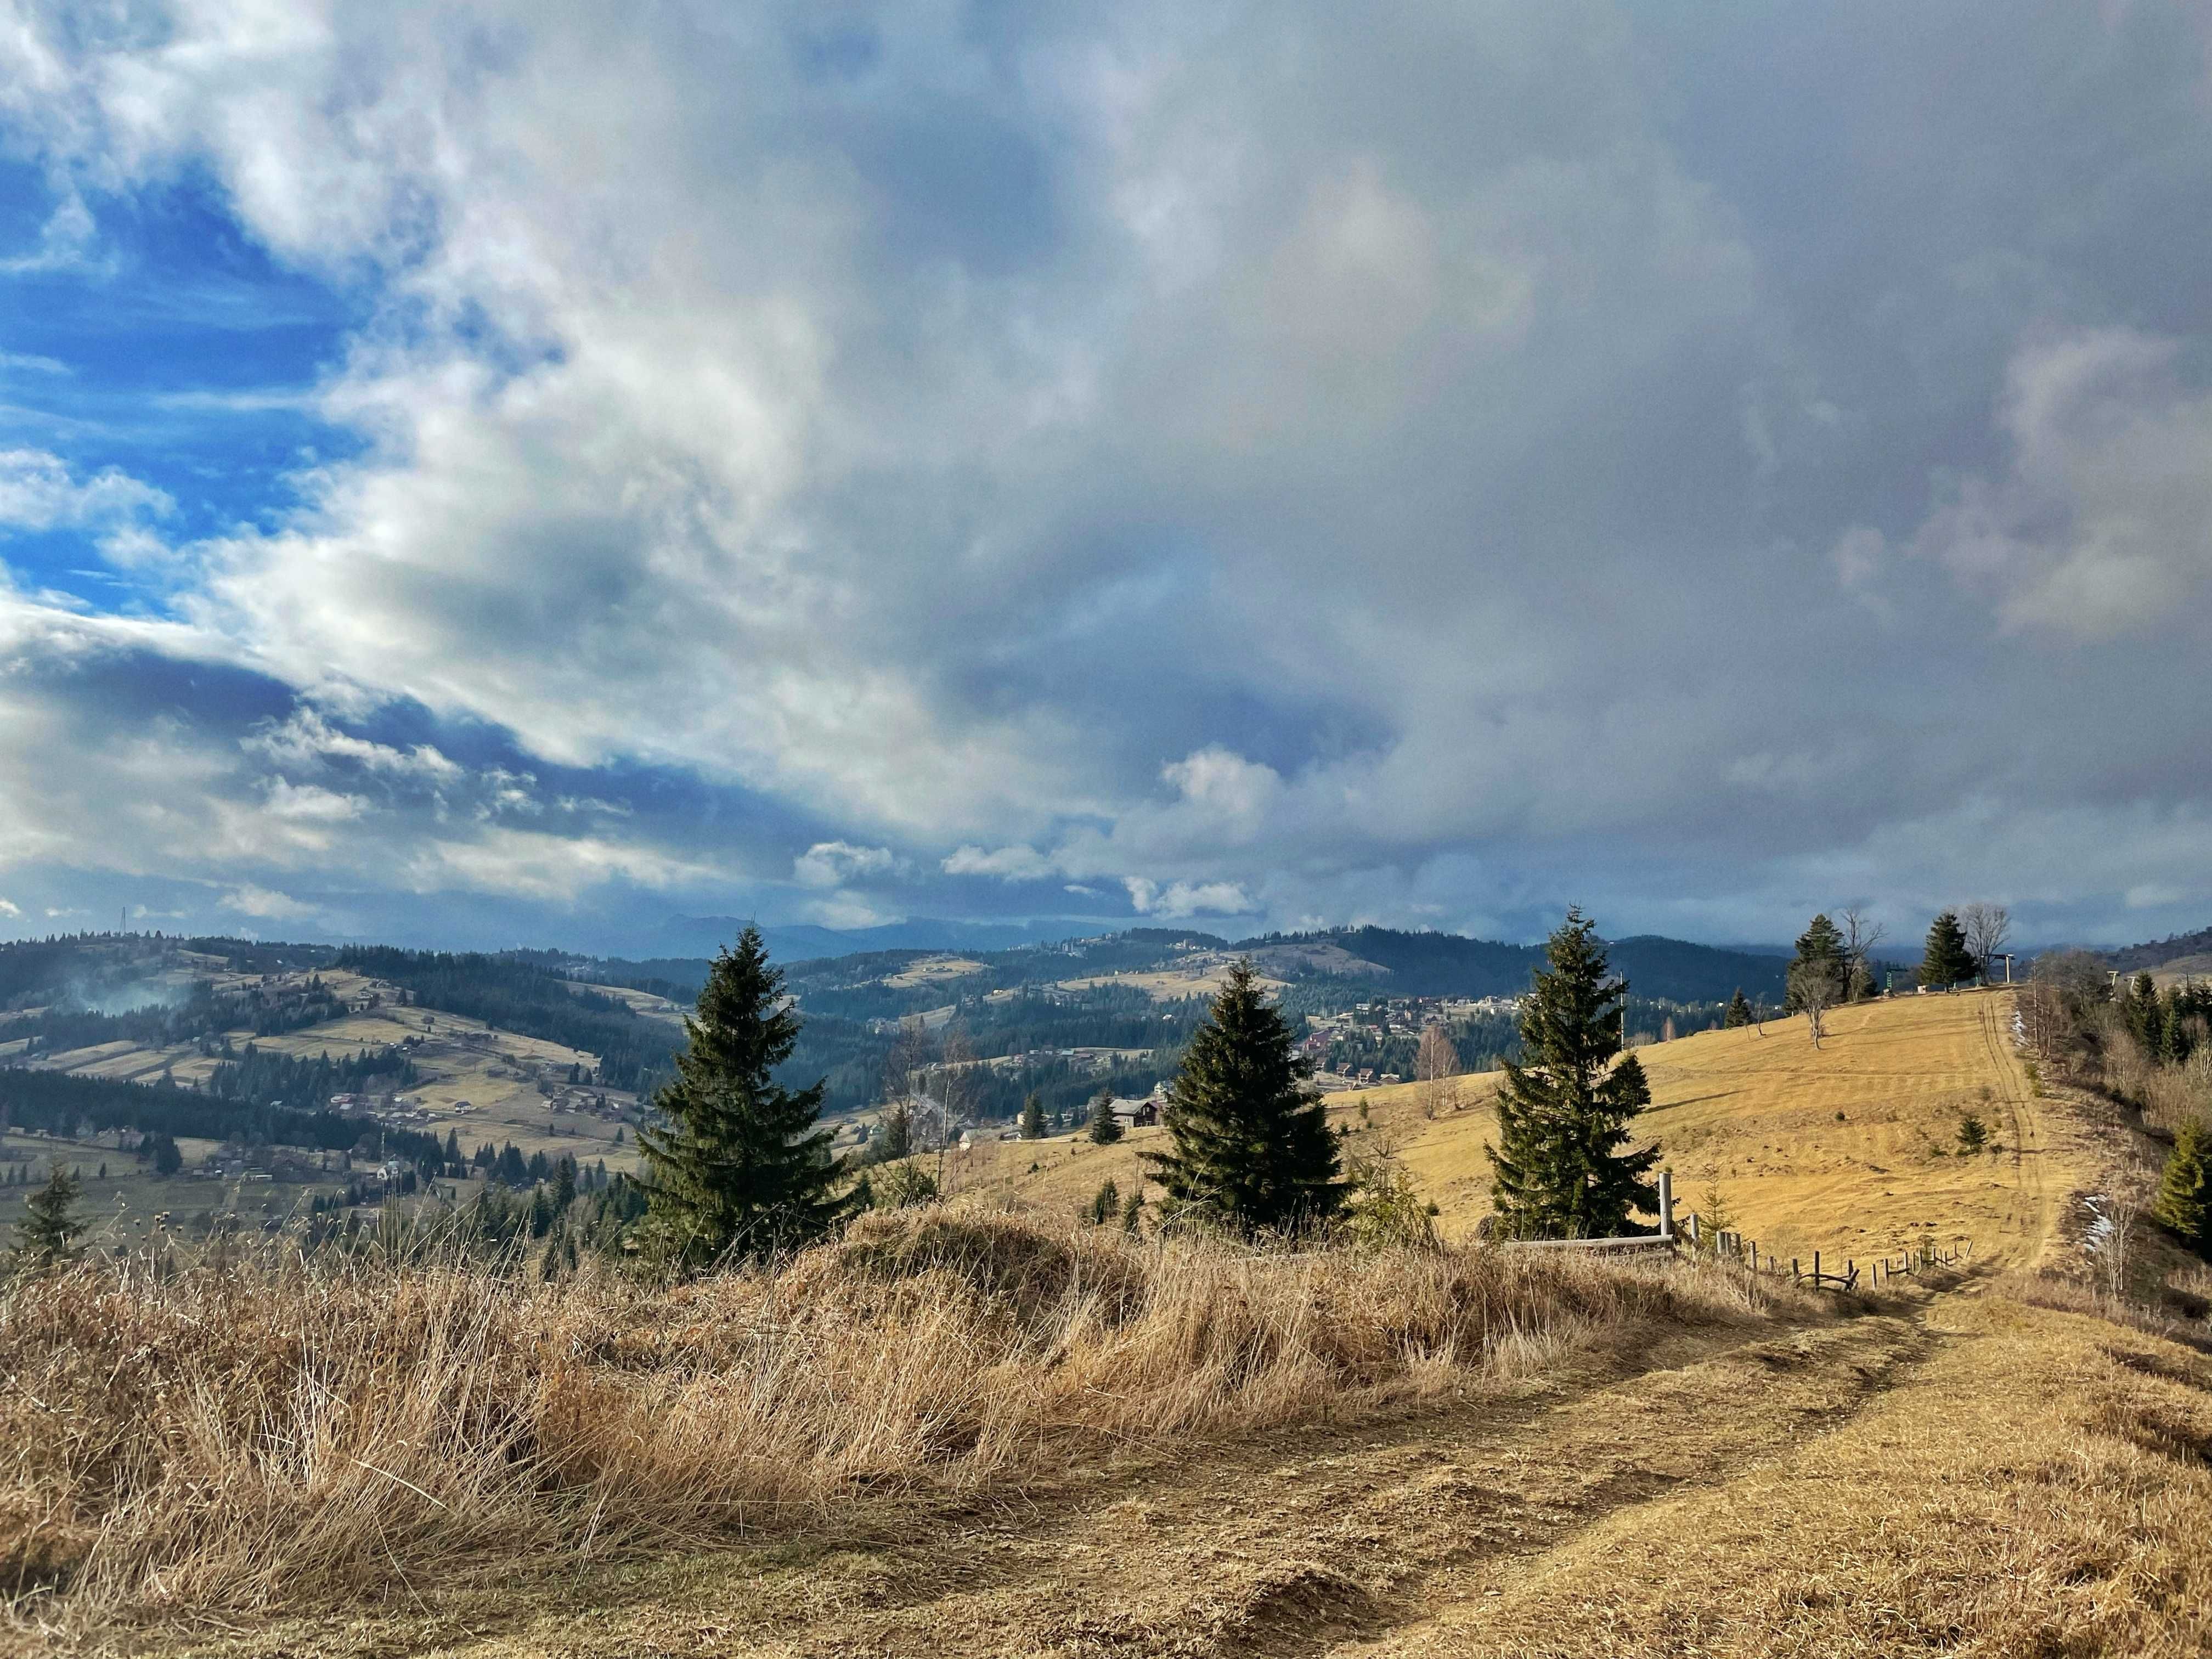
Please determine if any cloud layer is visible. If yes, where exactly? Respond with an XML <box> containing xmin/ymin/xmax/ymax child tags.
<box><xmin>2</xmin><ymin>2</ymin><xmax>2211</xmax><ymax>949</ymax></box>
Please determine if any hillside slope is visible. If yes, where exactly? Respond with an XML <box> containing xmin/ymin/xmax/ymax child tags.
<box><xmin>953</xmin><ymin>990</ymin><xmax>2082</xmax><ymax>1268</ymax></box>
<box><xmin>54</xmin><ymin>988</ymin><xmax>2212</xmax><ymax>1659</ymax></box>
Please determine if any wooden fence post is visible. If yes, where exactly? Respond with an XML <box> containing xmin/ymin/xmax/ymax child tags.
<box><xmin>1657</xmin><ymin>1170</ymin><xmax>1674</xmax><ymax>1242</ymax></box>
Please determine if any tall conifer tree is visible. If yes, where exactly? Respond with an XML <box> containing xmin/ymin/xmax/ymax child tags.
<box><xmin>1786</xmin><ymin>915</ymin><xmax>1845</xmax><ymax>1012</ymax></box>
<box><xmin>1921</xmin><ymin>911</ymin><xmax>1977</xmax><ymax>989</ymax></box>
<box><xmin>2157</xmin><ymin>1118</ymin><xmax>2212</xmax><ymax>1253</ymax></box>
<box><xmin>1147</xmin><ymin>961</ymin><xmax>1345</xmax><ymax>1233</ymax></box>
<box><xmin>1485</xmin><ymin>911</ymin><xmax>1661</xmax><ymax>1239</ymax></box>
<box><xmin>13</xmin><ymin>1161</ymin><xmax>84</xmax><ymax>1266</ymax></box>
<box><xmin>639</xmin><ymin>926</ymin><xmax>853</xmax><ymax>1267</ymax></box>
<box><xmin>1019</xmin><ymin>1092</ymin><xmax>1046</xmax><ymax>1139</ymax></box>
<box><xmin>1724</xmin><ymin>989</ymin><xmax>1754</xmax><ymax>1028</ymax></box>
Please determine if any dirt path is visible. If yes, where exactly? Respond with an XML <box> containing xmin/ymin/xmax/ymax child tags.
<box><xmin>116</xmin><ymin>997</ymin><xmax>2178</xmax><ymax>1659</ymax></box>
<box><xmin>176</xmin><ymin>1303</ymin><xmax>1937</xmax><ymax>1659</ymax></box>
<box><xmin>1974</xmin><ymin>990</ymin><xmax>2056</xmax><ymax>1263</ymax></box>
<box><xmin>129</xmin><ymin>1267</ymin><xmax>2212</xmax><ymax>1659</ymax></box>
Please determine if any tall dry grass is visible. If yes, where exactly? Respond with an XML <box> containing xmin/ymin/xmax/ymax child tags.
<box><xmin>0</xmin><ymin>1207</ymin><xmax>1789</xmax><ymax>1629</ymax></box>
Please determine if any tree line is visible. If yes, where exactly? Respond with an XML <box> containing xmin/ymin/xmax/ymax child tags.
<box><xmin>630</xmin><ymin>916</ymin><xmax>1665</xmax><ymax>1269</ymax></box>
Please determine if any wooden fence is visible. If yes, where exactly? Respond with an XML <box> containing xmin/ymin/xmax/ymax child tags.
<box><xmin>1685</xmin><ymin>1210</ymin><xmax>1971</xmax><ymax>1292</ymax></box>
<box><xmin>1497</xmin><ymin>1173</ymin><xmax>1973</xmax><ymax>1293</ymax></box>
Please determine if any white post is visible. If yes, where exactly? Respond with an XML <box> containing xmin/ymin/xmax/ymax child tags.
<box><xmin>1657</xmin><ymin>1169</ymin><xmax>1674</xmax><ymax>1241</ymax></box>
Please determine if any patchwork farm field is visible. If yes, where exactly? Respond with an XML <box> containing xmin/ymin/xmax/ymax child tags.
<box><xmin>9</xmin><ymin>964</ymin><xmax>650</xmax><ymax>1173</ymax></box>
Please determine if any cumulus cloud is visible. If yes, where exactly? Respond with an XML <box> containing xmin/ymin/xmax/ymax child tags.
<box><xmin>1124</xmin><ymin>877</ymin><xmax>1255</xmax><ymax>919</ymax></box>
<box><xmin>793</xmin><ymin>841</ymin><xmax>904</xmax><ymax>889</ymax></box>
<box><xmin>244</xmin><ymin>709</ymin><xmax>461</xmax><ymax>782</ymax></box>
<box><xmin>942</xmin><ymin>844</ymin><xmax>1056</xmax><ymax>881</ymax></box>
<box><xmin>1904</xmin><ymin>329</ymin><xmax>2212</xmax><ymax>639</ymax></box>
<box><xmin>0</xmin><ymin>449</ymin><xmax>171</xmax><ymax>548</ymax></box>
<box><xmin>221</xmin><ymin>883</ymin><xmax>318</xmax><ymax>921</ymax></box>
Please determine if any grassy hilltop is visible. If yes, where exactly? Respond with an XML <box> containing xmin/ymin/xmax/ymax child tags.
<box><xmin>958</xmin><ymin>989</ymin><xmax>2069</xmax><ymax>1268</ymax></box>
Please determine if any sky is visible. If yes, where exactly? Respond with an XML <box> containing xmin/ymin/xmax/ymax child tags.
<box><xmin>2</xmin><ymin>2</ymin><xmax>2211</xmax><ymax>956</ymax></box>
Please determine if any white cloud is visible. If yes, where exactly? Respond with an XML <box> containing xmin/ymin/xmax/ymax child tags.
<box><xmin>1124</xmin><ymin>877</ymin><xmax>1255</xmax><ymax>918</ymax></box>
<box><xmin>261</xmin><ymin>778</ymin><xmax>366</xmax><ymax>822</ymax></box>
<box><xmin>793</xmin><ymin>840</ymin><xmax>904</xmax><ymax>889</ymax></box>
<box><xmin>942</xmin><ymin>843</ymin><xmax>1055</xmax><ymax>881</ymax></box>
<box><xmin>404</xmin><ymin>829</ymin><xmax>715</xmax><ymax>902</ymax></box>
<box><xmin>0</xmin><ymin>895</ymin><xmax>20</xmax><ymax>917</ymax></box>
<box><xmin>803</xmin><ymin>892</ymin><xmax>901</xmax><ymax>930</ymax></box>
<box><xmin>243</xmin><ymin>709</ymin><xmax>461</xmax><ymax>782</ymax></box>
<box><xmin>0</xmin><ymin>192</ymin><xmax>100</xmax><ymax>275</ymax></box>
<box><xmin>0</xmin><ymin>449</ymin><xmax>170</xmax><ymax>539</ymax></box>
<box><xmin>1906</xmin><ymin>328</ymin><xmax>2212</xmax><ymax>639</ymax></box>
<box><xmin>221</xmin><ymin>883</ymin><xmax>318</xmax><ymax>921</ymax></box>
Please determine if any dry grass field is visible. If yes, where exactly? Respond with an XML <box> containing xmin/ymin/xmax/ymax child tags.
<box><xmin>9</xmin><ymin>986</ymin><xmax>2205</xmax><ymax>1658</ymax></box>
<box><xmin>955</xmin><ymin>989</ymin><xmax>2076</xmax><ymax>1270</ymax></box>
<box><xmin>0</xmin><ymin>1212</ymin><xmax>1792</xmax><ymax>1654</ymax></box>
<box><xmin>880</xmin><ymin>956</ymin><xmax>989</xmax><ymax>989</ymax></box>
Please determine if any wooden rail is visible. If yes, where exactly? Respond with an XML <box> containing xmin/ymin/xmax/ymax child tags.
<box><xmin>1492</xmin><ymin>1173</ymin><xmax>1972</xmax><ymax>1295</ymax></box>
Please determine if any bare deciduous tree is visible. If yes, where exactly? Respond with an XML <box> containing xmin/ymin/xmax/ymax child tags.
<box><xmin>928</xmin><ymin>1021</ymin><xmax>981</xmax><ymax>1190</ymax></box>
<box><xmin>1960</xmin><ymin>903</ymin><xmax>2012</xmax><ymax>983</ymax></box>
<box><xmin>1839</xmin><ymin>908</ymin><xmax>1886</xmax><ymax>1002</ymax></box>
<box><xmin>1787</xmin><ymin>957</ymin><xmax>1844</xmax><ymax>1048</ymax></box>
<box><xmin>1414</xmin><ymin>1023</ymin><xmax>1461</xmax><ymax>1116</ymax></box>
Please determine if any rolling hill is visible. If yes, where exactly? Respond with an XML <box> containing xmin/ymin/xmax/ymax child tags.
<box><xmin>951</xmin><ymin>988</ymin><xmax>2081</xmax><ymax>1269</ymax></box>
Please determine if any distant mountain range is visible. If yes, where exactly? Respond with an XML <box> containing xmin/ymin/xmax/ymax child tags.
<box><xmin>654</xmin><ymin>917</ymin><xmax>1792</xmax><ymax>1003</ymax></box>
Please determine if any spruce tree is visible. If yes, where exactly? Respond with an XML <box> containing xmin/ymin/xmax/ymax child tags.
<box><xmin>2129</xmin><ymin>974</ymin><xmax>2163</xmax><ymax>1050</ymax></box>
<box><xmin>1724</xmin><ymin>989</ymin><xmax>1754</xmax><ymax>1029</ymax></box>
<box><xmin>1019</xmin><ymin>1092</ymin><xmax>1046</xmax><ymax>1140</ymax></box>
<box><xmin>1089</xmin><ymin>1178</ymin><xmax>1120</xmax><ymax>1226</ymax></box>
<box><xmin>1921</xmin><ymin>912</ymin><xmax>1976</xmax><ymax>989</ymax></box>
<box><xmin>1484</xmin><ymin>910</ymin><xmax>1661</xmax><ymax>1239</ymax></box>
<box><xmin>875</xmin><ymin>1097</ymin><xmax>914</xmax><ymax>1162</ymax></box>
<box><xmin>13</xmin><ymin>1162</ymin><xmax>85</xmax><ymax>1267</ymax></box>
<box><xmin>2157</xmin><ymin>1119</ymin><xmax>2212</xmax><ymax>1253</ymax></box>
<box><xmin>1146</xmin><ymin>961</ymin><xmax>1345</xmax><ymax>1233</ymax></box>
<box><xmin>1088</xmin><ymin>1089</ymin><xmax>1124</xmax><ymax>1145</ymax></box>
<box><xmin>1787</xmin><ymin>915</ymin><xmax>1845</xmax><ymax>1012</ymax></box>
<box><xmin>638</xmin><ymin>926</ymin><xmax>854</xmax><ymax>1268</ymax></box>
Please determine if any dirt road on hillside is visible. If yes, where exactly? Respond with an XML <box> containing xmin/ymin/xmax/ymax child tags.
<box><xmin>134</xmin><ymin>996</ymin><xmax>2188</xmax><ymax>1659</ymax></box>
<box><xmin>170</xmin><ymin>1255</ymin><xmax>2212</xmax><ymax>1659</ymax></box>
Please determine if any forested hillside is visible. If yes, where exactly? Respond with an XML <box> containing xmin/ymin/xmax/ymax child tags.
<box><xmin>335</xmin><ymin>947</ymin><xmax>675</xmax><ymax>1091</ymax></box>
